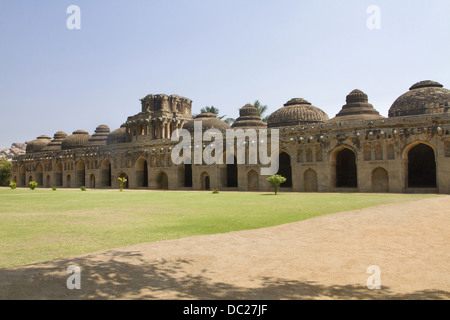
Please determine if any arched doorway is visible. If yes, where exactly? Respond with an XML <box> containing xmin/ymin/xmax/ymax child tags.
<box><xmin>19</xmin><ymin>165</ymin><xmax>26</xmax><ymax>186</ymax></box>
<box><xmin>277</xmin><ymin>152</ymin><xmax>292</xmax><ymax>188</ymax></box>
<box><xmin>36</xmin><ymin>163</ymin><xmax>43</xmax><ymax>186</ymax></box>
<box><xmin>247</xmin><ymin>170</ymin><xmax>259</xmax><ymax>191</ymax></box>
<box><xmin>55</xmin><ymin>161</ymin><xmax>63</xmax><ymax>187</ymax></box>
<box><xmin>227</xmin><ymin>156</ymin><xmax>238</xmax><ymax>188</ymax></box>
<box><xmin>156</xmin><ymin>172</ymin><xmax>169</xmax><ymax>190</ymax></box>
<box><xmin>184</xmin><ymin>163</ymin><xmax>192</xmax><ymax>188</ymax></box>
<box><xmin>372</xmin><ymin>167</ymin><xmax>389</xmax><ymax>193</ymax></box>
<box><xmin>408</xmin><ymin>144</ymin><xmax>436</xmax><ymax>188</ymax></box>
<box><xmin>66</xmin><ymin>175</ymin><xmax>72</xmax><ymax>188</ymax></box>
<box><xmin>304</xmin><ymin>169</ymin><xmax>318</xmax><ymax>192</ymax></box>
<box><xmin>46</xmin><ymin>175</ymin><xmax>51</xmax><ymax>188</ymax></box>
<box><xmin>201</xmin><ymin>172</ymin><xmax>210</xmax><ymax>190</ymax></box>
<box><xmin>75</xmin><ymin>161</ymin><xmax>85</xmax><ymax>187</ymax></box>
<box><xmin>90</xmin><ymin>174</ymin><xmax>96</xmax><ymax>188</ymax></box>
<box><xmin>135</xmin><ymin>157</ymin><xmax>149</xmax><ymax>187</ymax></box>
<box><xmin>101</xmin><ymin>159</ymin><xmax>112</xmax><ymax>187</ymax></box>
<box><xmin>336</xmin><ymin>148</ymin><xmax>357</xmax><ymax>188</ymax></box>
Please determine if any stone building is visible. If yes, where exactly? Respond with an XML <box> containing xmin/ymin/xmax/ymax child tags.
<box><xmin>11</xmin><ymin>81</ymin><xmax>450</xmax><ymax>194</ymax></box>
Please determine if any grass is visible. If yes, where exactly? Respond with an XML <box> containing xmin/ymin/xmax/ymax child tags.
<box><xmin>0</xmin><ymin>188</ymin><xmax>439</xmax><ymax>268</ymax></box>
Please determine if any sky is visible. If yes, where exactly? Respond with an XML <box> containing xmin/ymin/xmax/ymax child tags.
<box><xmin>1</xmin><ymin>0</ymin><xmax>450</xmax><ymax>148</ymax></box>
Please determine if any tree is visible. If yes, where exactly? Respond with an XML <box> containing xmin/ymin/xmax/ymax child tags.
<box><xmin>253</xmin><ymin>100</ymin><xmax>269</xmax><ymax>123</ymax></box>
<box><xmin>0</xmin><ymin>158</ymin><xmax>12</xmax><ymax>186</ymax></box>
<box><xmin>267</xmin><ymin>174</ymin><xmax>287</xmax><ymax>195</ymax></box>
<box><xmin>200</xmin><ymin>106</ymin><xmax>229</xmax><ymax>121</ymax></box>
<box><xmin>118</xmin><ymin>177</ymin><xmax>127</xmax><ymax>192</ymax></box>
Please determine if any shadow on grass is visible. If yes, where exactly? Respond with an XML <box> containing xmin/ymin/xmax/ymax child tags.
<box><xmin>0</xmin><ymin>250</ymin><xmax>448</xmax><ymax>300</ymax></box>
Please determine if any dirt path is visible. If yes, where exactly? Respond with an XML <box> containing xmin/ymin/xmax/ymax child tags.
<box><xmin>1</xmin><ymin>196</ymin><xmax>449</xmax><ymax>300</ymax></box>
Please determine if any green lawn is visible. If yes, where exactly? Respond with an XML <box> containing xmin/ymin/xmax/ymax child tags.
<box><xmin>0</xmin><ymin>188</ymin><xmax>439</xmax><ymax>268</ymax></box>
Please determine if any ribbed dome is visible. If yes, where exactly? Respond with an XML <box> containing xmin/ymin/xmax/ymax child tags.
<box><xmin>232</xmin><ymin>104</ymin><xmax>267</xmax><ymax>129</ymax></box>
<box><xmin>42</xmin><ymin>131</ymin><xmax>68</xmax><ymax>151</ymax></box>
<box><xmin>61</xmin><ymin>130</ymin><xmax>91</xmax><ymax>150</ymax></box>
<box><xmin>183</xmin><ymin>112</ymin><xmax>231</xmax><ymax>132</ymax></box>
<box><xmin>26</xmin><ymin>135</ymin><xmax>52</xmax><ymax>153</ymax></box>
<box><xmin>267</xmin><ymin>98</ymin><xmax>329</xmax><ymax>128</ymax></box>
<box><xmin>107</xmin><ymin>126</ymin><xmax>131</xmax><ymax>145</ymax></box>
<box><xmin>389</xmin><ymin>81</ymin><xmax>450</xmax><ymax>117</ymax></box>
<box><xmin>88</xmin><ymin>125</ymin><xmax>111</xmax><ymax>146</ymax></box>
<box><xmin>329</xmin><ymin>89</ymin><xmax>384</xmax><ymax>122</ymax></box>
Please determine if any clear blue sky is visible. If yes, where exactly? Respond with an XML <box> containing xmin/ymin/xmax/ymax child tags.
<box><xmin>1</xmin><ymin>0</ymin><xmax>449</xmax><ymax>147</ymax></box>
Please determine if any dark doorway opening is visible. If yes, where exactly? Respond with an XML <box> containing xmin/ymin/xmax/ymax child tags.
<box><xmin>336</xmin><ymin>148</ymin><xmax>357</xmax><ymax>188</ymax></box>
<box><xmin>408</xmin><ymin>144</ymin><xmax>436</xmax><ymax>188</ymax></box>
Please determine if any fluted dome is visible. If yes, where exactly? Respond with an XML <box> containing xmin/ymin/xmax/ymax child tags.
<box><xmin>329</xmin><ymin>90</ymin><xmax>384</xmax><ymax>122</ymax></box>
<box><xmin>107</xmin><ymin>126</ymin><xmax>131</xmax><ymax>145</ymax></box>
<box><xmin>88</xmin><ymin>125</ymin><xmax>110</xmax><ymax>146</ymax></box>
<box><xmin>231</xmin><ymin>104</ymin><xmax>267</xmax><ymax>129</ymax></box>
<box><xmin>267</xmin><ymin>98</ymin><xmax>329</xmax><ymax>128</ymax></box>
<box><xmin>61</xmin><ymin>130</ymin><xmax>91</xmax><ymax>150</ymax></box>
<box><xmin>183</xmin><ymin>112</ymin><xmax>231</xmax><ymax>132</ymax></box>
<box><xmin>42</xmin><ymin>131</ymin><xmax>68</xmax><ymax>151</ymax></box>
<box><xmin>389</xmin><ymin>81</ymin><xmax>450</xmax><ymax>117</ymax></box>
<box><xmin>26</xmin><ymin>135</ymin><xmax>52</xmax><ymax>153</ymax></box>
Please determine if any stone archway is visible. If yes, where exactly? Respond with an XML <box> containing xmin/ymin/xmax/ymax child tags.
<box><xmin>156</xmin><ymin>172</ymin><xmax>169</xmax><ymax>190</ymax></box>
<box><xmin>100</xmin><ymin>159</ymin><xmax>112</xmax><ymax>187</ymax></box>
<box><xmin>247</xmin><ymin>170</ymin><xmax>259</xmax><ymax>191</ymax></box>
<box><xmin>201</xmin><ymin>172</ymin><xmax>210</xmax><ymax>191</ymax></box>
<box><xmin>304</xmin><ymin>169</ymin><xmax>318</xmax><ymax>192</ymax></box>
<box><xmin>335</xmin><ymin>148</ymin><xmax>357</xmax><ymax>188</ymax></box>
<box><xmin>277</xmin><ymin>152</ymin><xmax>292</xmax><ymax>188</ymax></box>
<box><xmin>135</xmin><ymin>157</ymin><xmax>149</xmax><ymax>188</ymax></box>
<box><xmin>55</xmin><ymin>161</ymin><xmax>63</xmax><ymax>187</ymax></box>
<box><xmin>407</xmin><ymin>143</ymin><xmax>436</xmax><ymax>188</ymax></box>
<box><xmin>372</xmin><ymin>167</ymin><xmax>389</xmax><ymax>193</ymax></box>
<box><xmin>75</xmin><ymin>160</ymin><xmax>86</xmax><ymax>187</ymax></box>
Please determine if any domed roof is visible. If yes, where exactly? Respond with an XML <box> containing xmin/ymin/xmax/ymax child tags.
<box><xmin>61</xmin><ymin>130</ymin><xmax>91</xmax><ymax>150</ymax></box>
<box><xmin>389</xmin><ymin>81</ymin><xmax>450</xmax><ymax>117</ymax></box>
<box><xmin>26</xmin><ymin>135</ymin><xmax>52</xmax><ymax>153</ymax></box>
<box><xmin>231</xmin><ymin>104</ymin><xmax>267</xmax><ymax>129</ymax></box>
<box><xmin>42</xmin><ymin>131</ymin><xmax>68</xmax><ymax>152</ymax></box>
<box><xmin>267</xmin><ymin>98</ymin><xmax>329</xmax><ymax>128</ymax></box>
<box><xmin>107</xmin><ymin>126</ymin><xmax>131</xmax><ymax>145</ymax></box>
<box><xmin>328</xmin><ymin>89</ymin><xmax>384</xmax><ymax>122</ymax></box>
<box><xmin>88</xmin><ymin>125</ymin><xmax>111</xmax><ymax>146</ymax></box>
<box><xmin>183</xmin><ymin>112</ymin><xmax>231</xmax><ymax>132</ymax></box>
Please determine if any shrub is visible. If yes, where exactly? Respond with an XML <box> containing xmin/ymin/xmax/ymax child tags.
<box><xmin>80</xmin><ymin>186</ymin><xmax>87</xmax><ymax>191</ymax></box>
<box><xmin>212</xmin><ymin>188</ymin><xmax>219</xmax><ymax>194</ymax></box>
<box><xmin>52</xmin><ymin>186</ymin><xmax>57</xmax><ymax>191</ymax></box>
<box><xmin>0</xmin><ymin>159</ymin><xmax>12</xmax><ymax>186</ymax></box>
<box><xmin>118</xmin><ymin>177</ymin><xmax>127</xmax><ymax>192</ymax></box>
<box><xmin>9</xmin><ymin>181</ymin><xmax>17</xmax><ymax>190</ymax></box>
<box><xmin>267</xmin><ymin>174</ymin><xmax>287</xmax><ymax>195</ymax></box>
<box><xmin>29</xmin><ymin>181</ymin><xmax>38</xmax><ymax>190</ymax></box>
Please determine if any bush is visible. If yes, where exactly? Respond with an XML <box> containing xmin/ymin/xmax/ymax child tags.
<box><xmin>9</xmin><ymin>181</ymin><xmax>17</xmax><ymax>190</ymax></box>
<box><xmin>81</xmin><ymin>186</ymin><xmax>87</xmax><ymax>191</ymax></box>
<box><xmin>212</xmin><ymin>188</ymin><xmax>219</xmax><ymax>194</ymax></box>
<box><xmin>267</xmin><ymin>174</ymin><xmax>287</xmax><ymax>195</ymax></box>
<box><xmin>52</xmin><ymin>186</ymin><xmax>57</xmax><ymax>191</ymax></box>
<box><xmin>118</xmin><ymin>177</ymin><xmax>127</xmax><ymax>192</ymax></box>
<box><xmin>0</xmin><ymin>158</ymin><xmax>12</xmax><ymax>186</ymax></box>
<box><xmin>29</xmin><ymin>181</ymin><xmax>38</xmax><ymax>190</ymax></box>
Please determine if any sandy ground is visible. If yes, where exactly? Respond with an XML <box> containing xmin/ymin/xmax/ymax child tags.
<box><xmin>0</xmin><ymin>196</ymin><xmax>449</xmax><ymax>300</ymax></box>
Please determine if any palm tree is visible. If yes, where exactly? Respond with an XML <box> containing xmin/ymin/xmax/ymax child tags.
<box><xmin>252</xmin><ymin>100</ymin><xmax>269</xmax><ymax>123</ymax></box>
<box><xmin>200</xmin><ymin>106</ymin><xmax>229</xmax><ymax>122</ymax></box>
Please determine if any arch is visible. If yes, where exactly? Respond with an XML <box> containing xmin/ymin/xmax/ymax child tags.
<box><xmin>19</xmin><ymin>164</ymin><xmax>26</xmax><ymax>186</ymax></box>
<box><xmin>304</xmin><ymin>169</ymin><xmax>318</xmax><ymax>192</ymax></box>
<box><xmin>118</xmin><ymin>172</ymin><xmax>129</xmax><ymax>189</ymax></box>
<box><xmin>46</xmin><ymin>175</ymin><xmax>51</xmax><ymax>188</ymax></box>
<box><xmin>75</xmin><ymin>160</ymin><xmax>85</xmax><ymax>187</ymax></box>
<box><xmin>247</xmin><ymin>170</ymin><xmax>259</xmax><ymax>191</ymax></box>
<box><xmin>156</xmin><ymin>171</ymin><xmax>169</xmax><ymax>190</ymax></box>
<box><xmin>66</xmin><ymin>174</ymin><xmax>72</xmax><ymax>188</ymax></box>
<box><xmin>100</xmin><ymin>159</ymin><xmax>112</xmax><ymax>187</ymax></box>
<box><xmin>372</xmin><ymin>167</ymin><xmax>389</xmax><ymax>193</ymax></box>
<box><xmin>375</xmin><ymin>143</ymin><xmax>383</xmax><ymax>160</ymax></box>
<box><xmin>277</xmin><ymin>152</ymin><xmax>292</xmax><ymax>188</ymax></box>
<box><xmin>135</xmin><ymin>157</ymin><xmax>149</xmax><ymax>187</ymax></box>
<box><xmin>407</xmin><ymin>143</ymin><xmax>436</xmax><ymax>188</ymax></box>
<box><xmin>334</xmin><ymin>147</ymin><xmax>357</xmax><ymax>188</ymax></box>
<box><xmin>184</xmin><ymin>163</ymin><xmax>193</xmax><ymax>188</ymax></box>
<box><xmin>55</xmin><ymin>161</ymin><xmax>63</xmax><ymax>187</ymax></box>
<box><xmin>35</xmin><ymin>163</ymin><xmax>43</xmax><ymax>186</ymax></box>
<box><xmin>90</xmin><ymin>174</ymin><xmax>96</xmax><ymax>188</ymax></box>
<box><xmin>201</xmin><ymin>172</ymin><xmax>210</xmax><ymax>191</ymax></box>
<box><xmin>363</xmin><ymin>143</ymin><xmax>372</xmax><ymax>161</ymax></box>
<box><xmin>226</xmin><ymin>156</ymin><xmax>238</xmax><ymax>188</ymax></box>
<box><xmin>316</xmin><ymin>146</ymin><xmax>323</xmax><ymax>162</ymax></box>
<box><xmin>387</xmin><ymin>143</ymin><xmax>395</xmax><ymax>160</ymax></box>
<box><xmin>306</xmin><ymin>148</ymin><xmax>313</xmax><ymax>162</ymax></box>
